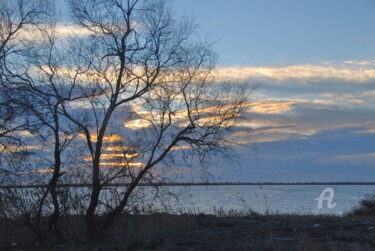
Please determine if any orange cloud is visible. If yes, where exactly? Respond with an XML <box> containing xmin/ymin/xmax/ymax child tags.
<box><xmin>17</xmin><ymin>169</ymin><xmax>54</xmax><ymax>175</ymax></box>
<box><xmin>249</xmin><ymin>100</ymin><xmax>296</xmax><ymax>114</ymax></box>
<box><xmin>100</xmin><ymin>162</ymin><xmax>143</xmax><ymax>167</ymax></box>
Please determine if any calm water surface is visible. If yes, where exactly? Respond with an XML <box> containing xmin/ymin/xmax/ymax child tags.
<box><xmin>155</xmin><ymin>185</ymin><xmax>375</xmax><ymax>215</ymax></box>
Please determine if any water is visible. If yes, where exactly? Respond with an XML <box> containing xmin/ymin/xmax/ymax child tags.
<box><xmin>154</xmin><ymin>185</ymin><xmax>375</xmax><ymax>215</ymax></box>
<box><xmin>4</xmin><ymin>184</ymin><xmax>373</xmax><ymax>216</ymax></box>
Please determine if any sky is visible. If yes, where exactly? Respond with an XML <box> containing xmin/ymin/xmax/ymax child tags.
<box><xmin>49</xmin><ymin>0</ymin><xmax>375</xmax><ymax>182</ymax></box>
<box><xmin>170</xmin><ymin>0</ymin><xmax>375</xmax><ymax>182</ymax></box>
<box><xmin>173</xmin><ymin>0</ymin><xmax>375</xmax><ymax>66</ymax></box>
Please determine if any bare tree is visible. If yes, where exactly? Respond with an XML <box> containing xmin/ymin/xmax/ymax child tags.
<box><xmin>0</xmin><ymin>0</ymin><xmax>250</xmax><ymax>242</ymax></box>
<box><xmin>61</xmin><ymin>0</ymin><xmax>250</xmax><ymax>239</ymax></box>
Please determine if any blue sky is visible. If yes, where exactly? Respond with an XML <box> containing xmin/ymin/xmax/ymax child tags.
<box><xmin>173</xmin><ymin>0</ymin><xmax>375</xmax><ymax>66</ymax></box>
<box><xmin>170</xmin><ymin>0</ymin><xmax>375</xmax><ymax>182</ymax></box>
<box><xmin>51</xmin><ymin>1</ymin><xmax>375</xmax><ymax>182</ymax></box>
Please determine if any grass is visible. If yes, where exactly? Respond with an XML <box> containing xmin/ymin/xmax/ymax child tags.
<box><xmin>347</xmin><ymin>194</ymin><xmax>375</xmax><ymax>216</ymax></box>
<box><xmin>0</xmin><ymin>194</ymin><xmax>374</xmax><ymax>250</ymax></box>
<box><xmin>1</xmin><ymin>206</ymin><xmax>374</xmax><ymax>250</ymax></box>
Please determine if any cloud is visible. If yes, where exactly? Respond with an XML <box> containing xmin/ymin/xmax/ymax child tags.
<box><xmin>15</xmin><ymin>25</ymin><xmax>93</xmax><ymax>42</ymax></box>
<box><xmin>362</xmin><ymin>90</ymin><xmax>375</xmax><ymax>98</ymax></box>
<box><xmin>220</xmin><ymin>59</ymin><xmax>374</xmax><ymax>146</ymax></box>
<box><xmin>54</xmin><ymin>25</ymin><xmax>93</xmax><ymax>37</ymax></box>
<box><xmin>336</xmin><ymin>152</ymin><xmax>375</xmax><ymax>159</ymax></box>
<box><xmin>214</xmin><ymin>60</ymin><xmax>375</xmax><ymax>83</ymax></box>
<box><xmin>312</xmin><ymin>99</ymin><xmax>335</xmax><ymax>106</ymax></box>
<box><xmin>223</xmin><ymin>126</ymin><xmax>375</xmax><ymax>182</ymax></box>
<box><xmin>308</xmin><ymin>93</ymin><xmax>364</xmax><ymax>109</ymax></box>
<box><xmin>320</xmin><ymin>152</ymin><xmax>375</xmax><ymax>166</ymax></box>
<box><xmin>356</xmin><ymin>129</ymin><xmax>375</xmax><ymax>134</ymax></box>
<box><xmin>248</xmin><ymin>100</ymin><xmax>297</xmax><ymax>114</ymax></box>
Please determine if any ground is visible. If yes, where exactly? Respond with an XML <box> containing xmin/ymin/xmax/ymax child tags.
<box><xmin>1</xmin><ymin>214</ymin><xmax>374</xmax><ymax>250</ymax></box>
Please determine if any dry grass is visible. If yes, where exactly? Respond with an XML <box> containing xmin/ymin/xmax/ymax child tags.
<box><xmin>1</xmin><ymin>212</ymin><xmax>374</xmax><ymax>250</ymax></box>
<box><xmin>0</xmin><ymin>201</ymin><xmax>374</xmax><ymax>250</ymax></box>
<box><xmin>348</xmin><ymin>194</ymin><xmax>375</xmax><ymax>217</ymax></box>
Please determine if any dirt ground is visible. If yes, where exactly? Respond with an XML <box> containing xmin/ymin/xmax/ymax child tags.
<box><xmin>1</xmin><ymin>213</ymin><xmax>375</xmax><ymax>251</ymax></box>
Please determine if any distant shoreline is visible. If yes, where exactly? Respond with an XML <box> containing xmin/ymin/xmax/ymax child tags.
<box><xmin>1</xmin><ymin>182</ymin><xmax>375</xmax><ymax>189</ymax></box>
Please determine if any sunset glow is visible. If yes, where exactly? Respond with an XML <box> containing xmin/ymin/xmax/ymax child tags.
<box><xmin>100</xmin><ymin>162</ymin><xmax>143</xmax><ymax>167</ymax></box>
<box><xmin>16</xmin><ymin>169</ymin><xmax>54</xmax><ymax>175</ymax></box>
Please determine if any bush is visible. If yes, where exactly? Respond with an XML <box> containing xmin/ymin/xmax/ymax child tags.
<box><xmin>349</xmin><ymin>194</ymin><xmax>375</xmax><ymax>216</ymax></box>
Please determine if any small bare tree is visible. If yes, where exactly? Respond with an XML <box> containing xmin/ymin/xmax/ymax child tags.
<box><xmin>10</xmin><ymin>31</ymin><xmax>84</xmax><ymax>242</ymax></box>
<box><xmin>61</xmin><ymin>0</ymin><xmax>250</xmax><ymax>239</ymax></box>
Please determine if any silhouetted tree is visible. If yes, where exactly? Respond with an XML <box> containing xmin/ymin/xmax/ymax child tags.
<box><xmin>62</xmin><ymin>0</ymin><xmax>249</xmax><ymax>239</ymax></box>
<box><xmin>1</xmin><ymin>0</ymin><xmax>250</xmax><ymax>241</ymax></box>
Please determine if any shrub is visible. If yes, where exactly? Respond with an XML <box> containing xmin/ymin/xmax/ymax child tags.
<box><xmin>349</xmin><ymin>194</ymin><xmax>375</xmax><ymax>216</ymax></box>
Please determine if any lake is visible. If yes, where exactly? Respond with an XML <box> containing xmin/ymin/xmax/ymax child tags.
<box><xmin>148</xmin><ymin>185</ymin><xmax>375</xmax><ymax>215</ymax></box>
<box><xmin>4</xmin><ymin>184</ymin><xmax>374</xmax><ymax>216</ymax></box>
